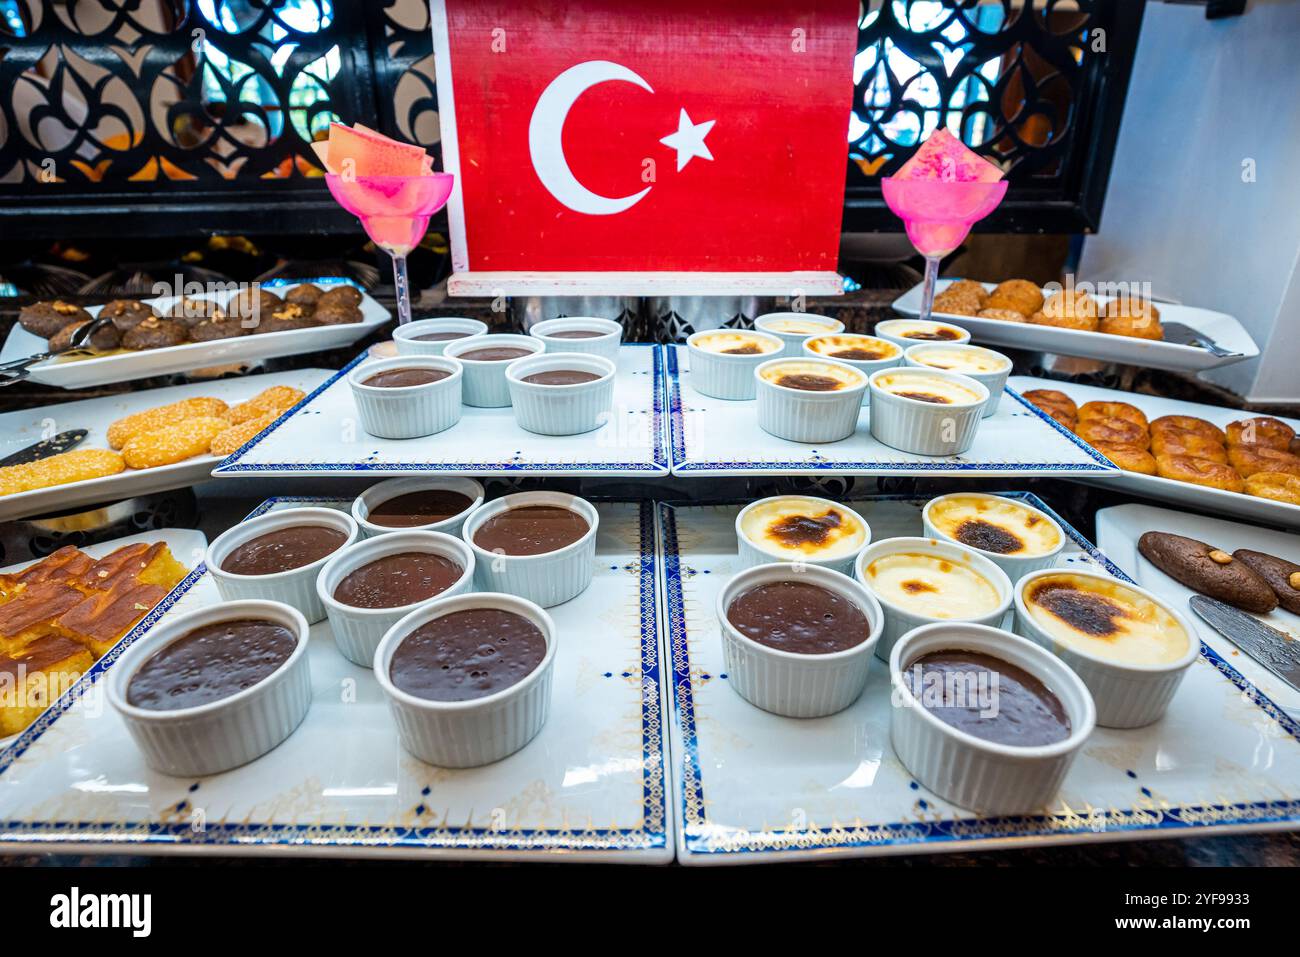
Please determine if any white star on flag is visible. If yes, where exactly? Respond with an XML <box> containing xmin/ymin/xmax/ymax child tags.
<box><xmin>660</xmin><ymin>109</ymin><xmax>715</xmax><ymax>172</ymax></box>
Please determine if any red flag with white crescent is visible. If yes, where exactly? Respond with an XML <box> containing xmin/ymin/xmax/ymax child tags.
<box><xmin>433</xmin><ymin>0</ymin><xmax>858</xmax><ymax>274</ymax></box>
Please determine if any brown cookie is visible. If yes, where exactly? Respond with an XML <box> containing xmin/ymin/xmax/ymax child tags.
<box><xmin>99</xmin><ymin>299</ymin><xmax>158</xmax><ymax>332</ymax></box>
<box><xmin>19</xmin><ymin>300</ymin><xmax>91</xmax><ymax>339</ymax></box>
<box><xmin>1232</xmin><ymin>550</ymin><xmax>1300</xmax><ymax>615</ymax></box>
<box><xmin>48</xmin><ymin>319</ymin><xmax>121</xmax><ymax>353</ymax></box>
<box><xmin>251</xmin><ymin>302</ymin><xmax>317</xmax><ymax>334</ymax></box>
<box><xmin>311</xmin><ymin>302</ymin><xmax>362</xmax><ymax>325</ymax></box>
<box><xmin>121</xmin><ymin>317</ymin><xmax>188</xmax><ymax>350</ymax></box>
<box><xmin>167</xmin><ymin>297</ymin><xmax>226</xmax><ymax>329</ymax></box>
<box><xmin>1138</xmin><ymin>531</ymin><xmax>1276</xmax><ymax>613</ymax></box>
<box><xmin>316</xmin><ymin>285</ymin><xmax>363</xmax><ymax>309</ymax></box>
<box><xmin>227</xmin><ymin>287</ymin><xmax>283</xmax><ymax>322</ymax></box>
<box><xmin>187</xmin><ymin>315</ymin><xmax>249</xmax><ymax>342</ymax></box>
<box><xmin>285</xmin><ymin>284</ymin><xmax>322</xmax><ymax>306</ymax></box>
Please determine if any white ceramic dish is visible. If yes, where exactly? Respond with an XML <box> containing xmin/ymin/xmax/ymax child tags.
<box><xmin>1013</xmin><ymin>568</ymin><xmax>1201</xmax><ymax>728</ymax></box>
<box><xmin>684</xmin><ymin>330</ymin><xmax>785</xmax><ymax>400</ymax></box>
<box><xmin>351</xmin><ymin>477</ymin><xmax>485</xmax><ymax>539</ymax></box>
<box><xmin>921</xmin><ymin>492</ymin><xmax>1066</xmax><ymax>579</ymax></box>
<box><xmin>205</xmin><ymin>506</ymin><xmax>359</xmax><ymax>624</ymax></box>
<box><xmin>443</xmin><ymin>334</ymin><xmax>545</xmax><ymax>407</ymax></box>
<box><xmin>903</xmin><ymin>342</ymin><xmax>1011</xmax><ymax>417</ymax></box>
<box><xmin>505</xmin><ymin>352</ymin><xmax>616</xmax><ymax>436</ymax></box>
<box><xmin>347</xmin><ymin>355</ymin><xmax>463</xmax><ymax>439</ymax></box>
<box><xmin>893</xmin><ymin>279</ymin><xmax>1259</xmax><ymax>373</ymax></box>
<box><xmin>215</xmin><ymin>344</ymin><xmax>667</xmax><ymax>477</ymax></box>
<box><xmin>0</xmin><ymin>369</ymin><xmax>329</xmax><ymax>523</ymax></box>
<box><xmin>374</xmin><ymin>592</ymin><xmax>556</xmax><ymax>768</ymax></box>
<box><xmin>667</xmin><ymin>346</ymin><xmax>1111</xmax><ymax>477</ymax></box>
<box><xmin>316</xmin><ymin>531</ymin><xmax>475</xmax><ymax>667</ymax></box>
<box><xmin>660</xmin><ymin>494</ymin><xmax>1300</xmax><ymax>864</ymax></box>
<box><xmin>0</xmin><ymin>497</ymin><xmax>671</xmax><ymax>861</ymax></box>
<box><xmin>107</xmin><ymin>599</ymin><xmax>312</xmax><ymax>777</ymax></box>
<box><xmin>874</xmin><ymin>317</ymin><xmax>971</xmax><ymax>350</ymax></box>
<box><xmin>1010</xmin><ymin>375</ymin><xmax>1300</xmax><ymax>529</ymax></box>
<box><xmin>889</xmin><ymin>622</ymin><xmax>1095</xmax><ymax>815</ymax></box>
<box><xmin>755</xmin><ymin>357</ymin><xmax>868</xmax><ymax>444</ymax></box>
<box><xmin>868</xmin><ymin>367</ymin><xmax>989</xmax><ymax>455</ymax></box>
<box><xmin>0</xmin><ymin>281</ymin><xmax>389</xmax><ymax>389</ymax></box>
<box><xmin>528</xmin><ymin>317</ymin><xmax>622</xmax><ymax>361</ymax></box>
<box><xmin>854</xmin><ymin>536</ymin><xmax>1013</xmax><ymax>662</ymax></box>
<box><xmin>734</xmin><ymin>495</ymin><xmax>869</xmax><ymax>576</ymax></box>
<box><xmin>392</xmin><ymin>317</ymin><xmax>488</xmax><ymax>356</ymax></box>
<box><xmin>753</xmin><ymin>312</ymin><xmax>844</xmax><ymax>357</ymax></box>
<box><xmin>1095</xmin><ymin>501</ymin><xmax>1300</xmax><ymax>717</ymax></box>
<box><xmin>461</xmin><ymin>491</ymin><xmax>599</xmax><ymax>608</ymax></box>
<box><xmin>717</xmin><ymin>563</ymin><xmax>882</xmax><ymax>718</ymax></box>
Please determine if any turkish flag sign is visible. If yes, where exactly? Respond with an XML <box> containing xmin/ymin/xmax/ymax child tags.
<box><xmin>433</xmin><ymin>0</ymin><xmax>858</xmax><ymax>275</ymax></box>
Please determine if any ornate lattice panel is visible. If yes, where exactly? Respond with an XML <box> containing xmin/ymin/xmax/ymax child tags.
<box><xmin>0</xmin><ymin>0</ymin><xmax>1140</xmax><ymax>238</ymax></box>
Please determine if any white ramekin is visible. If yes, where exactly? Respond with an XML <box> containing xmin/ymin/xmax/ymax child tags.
<box><xmin>351</xmin><ymin>476</ymin><xmax>485</xmax><ymax>539</ymax></box>
<box><xmin>528</xmin><ymin>317</ymin><xmax>623</xmax><ymax>362</ymax></box>
<box><xmin>392</xmin><ymin>316</ymin><xmax>488</xmax><ymax>356</ymax></box>
<box><xmin>904</xmin><ymin>343</ymin><xmax>1012</xmax><ymax>417</ymax></box>
<box><xmin>347</xmin><ymin>355</ymin><xmax>463</xmax><ymax>439</ymax></box>
<box><xmin>108</xmin><ymin>599</ymin><xmax>313</xmax><ymax>777</ymax></box>
<box><xmin>316</xmin><ymin>531</ymin><xmax>476</xmax><ymax>667</ymax></box>
<box><xmin>889</xmin><ymin>622</ymin><xmax>1095</xmax><ymax>815</ymax></box>
<box><xmin>505</xmin><ymin>352</ymin><xmax>616</xmax><ymax>436</ymax></box>
<box><xmin>717</xmin><ymin>564</ymin><xmax>883</xmax><ymax>718</ymax></box>
<box><xmin>874</xmin><ymin>318</ymin><xmax>972</xmax><ymax>350</ymax></box>
<box><xmin>374</xmin><ymin>591</ymin><xmax>556</xmax><ymax>767</ymax></box>
<box><xmin>443</xmin><ymin>334</ymin><xmax>545</xmax><ymax>407</ymax></box>
<box><xmin>461</xmin><ymin>491</ymin><xmax>598</xmax><ymax>608</ymax></box>
<box><xmin>734</xmin><ymin>496</ymin><xmax>871</xmax><ymax>576</ymax></box>
<box><xmin>921</xmin><ymin>493</ymin><xmax>1066</xmax><ymax>580</ymax></box>
<box><xmin>685</xmin><ymin>329</ymin><xmax>785</xmax><ymax>401</ymax></box>
<box><xmin>753</xmin><ymin>312</ymin><xmax>845</xmax><ymax>357</ymax></box>
<box><xmin>206</xmin><ymin>506</ymin><xmax>359</xmax><ymax>624</ymax></box>
<box><xmin>802</xmin><ymin>334</ymin><xmax>903</xmax><ymax>377</ymax></box>
<box><xmin>1013</xmin><ymin>568</ymin><xmax>1200</xmax><ymax>729</ymax></box>
<box><xmin>855</xmin><ymin>536</ymin><xmax>1014</xmax><ymax>663</ymax></box>
<box><xmin>754</xmin><ymin>357</ymin><xmax>867</xmax><ymax>443</ymax></box>
<box><xmin>867</xmin><ymin>367</ymin><xmax>989</xmax><ymax>455</ymax></box>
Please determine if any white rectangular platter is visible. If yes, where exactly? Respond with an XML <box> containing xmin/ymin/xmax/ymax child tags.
<box><xmin>1096</xmin><ymin>502</ymin><xmax>1300</xmax><ymax>718</ymax></box>
<box><xmin>892</xmin><ymin>279</ymin><xmax>1257</xmax><ymax>373</ymax></box>
<box><xmin>666</xmin><ymin>345</ymin><xmax>1114</xmax><ymax>477</ymax></box>
<box><xmin>0</xmin><ymin>369</ymin><xmax>332</xmax><ymax>522</ymax></box>
<box><xmin>1011</xmin><ymin>375</ymin><xmax>1300</xmax><ymax>530</ymax></box>
<box><xmin>215</xmin><ymin>344</ymin><xmax>668</xmax><ymax>478</ymax></box>
<box><xmin>659</xmin><ymin>494</ymin><xmax>1300</xmax><ymax>864</ymax></box>
<box><xmin>0</xmin><ymin>498</ymin><xmax>672</xmax><ymax>862</ymax></box>
<box><xmin>1</xmin><ymin>281</ymin><xmax>388</xmax><ymax>389</ymax></box>
<box><xmin>0</xmin><ymin>526</ymin><xmax>209</xmax><ymax>748</ymax></box>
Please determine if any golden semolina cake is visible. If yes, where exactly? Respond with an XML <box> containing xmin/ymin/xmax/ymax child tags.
<box><xmin>0</xmin><ymin>582</ymin><xmax>85</xmax><ymax>655</ymax></box>
<box><xmin>0</xmin><ymin>634</ymin><xmax>93</xmax><ymax>737</ymax></box>
<box><xmin>57</xmin><ymin>581</ymin><xmax>170</xmax><ymax>657</ymax></box>
<box><xmin>77</xmin><ymin>542</ymin><xmax>186</xmax><ymax>594</ymax></box>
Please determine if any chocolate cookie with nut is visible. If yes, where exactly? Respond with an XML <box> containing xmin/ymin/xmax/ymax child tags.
<box><xmin>1138</xmin><ymin>531</ymin><xmax>1277</xmax><ymax>613</ymax></box>
<box><xmin>19</xmin><ymin>300</ymin><xmax>92</xmax><ymax>339</ymax></box>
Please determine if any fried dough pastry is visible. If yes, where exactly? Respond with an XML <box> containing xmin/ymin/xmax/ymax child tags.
<box><xmin>1155</xmin><ymin>454</ymin><xmax>1244</xmax><ymax>493</ymax></box>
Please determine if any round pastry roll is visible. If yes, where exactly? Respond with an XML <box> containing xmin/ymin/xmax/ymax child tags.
<box><xmin>1227</xmin><ymin>445</ymin><xmax>1300</xmax><ymax>479</ymax></box>
<box><xmin>932</xmin><ymin>287</ymin><xmax>982</xmax><ymax>317</ymax></box>
<box><xmin>1150</xmin><ymin>415</ymin><xmax>1226</xmax><ymax>446</ymax></box>
<box><xmin>1093</xmin><ymin>441</ymin><xmax>1156</xmax><ymax>475</ymax></box>
<box><xmin>1044</xmin><ymin>407</ymin><xmax>1078</xmax><ymax>431</ymax></box>
<box><xmin>1150</xmin><ymin>429</ymin><xmax>1228</xmax><ymax>464</ymax></box>
<box><xmin>1244</xmin><ymin>472</ymin><xmax>1300</xmax><ymax>506</ymax></box>
<box><xmin>944</xmin><ymin>279</ymin><xmax>989</xmax><ymax>305</ymax></box>
<box><xmin>1103</xmin><ymin>296</ymin><xmax>1161</xmax><ymax>322</ymax></box>
<box><xmin>1155</xmin><ymin>454</ymin><xmax>1244</xmax><ymax>493</ymax></box>
<box><xmin>1077</xmin><ymin>417</ymin><xmax>1150</xmax><ymax>450</ymax></box>
<box><xmin>1078</xmin><ymin>400</ymin><xmax>1148</xmax><ymax>430</ymax></box>
<box><xmin>1099</xmin><ymin>310</ymin><xmax>1163</xmax><ymax>340</ymax></box>
<box><xmin>984</xmin><ymin>279</ymin><xmax>1043</xmax><ymax>317</ymax></box>
<box><xmin>1030</xmin><ymin>289</ymin><xmax>1099</xmax><ymax>331</ymax></box>
<box><xmin>1022</xmin><ymin>388</ymin><xmax>1078</xmax><ymax>417</ymax></box>
<box><xmin>976</xmin><ymin>308</ymin><xmax>1027</xmax><ymax>323</ymax></box>
<box><xmin>1226</xmin><ymin>416</ymin><xmax>1295</xmax><ymax>451</ymax></box>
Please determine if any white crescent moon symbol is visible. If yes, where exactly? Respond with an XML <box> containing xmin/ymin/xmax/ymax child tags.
<box><xmin>529</xmin><ymin>60</ymin><xmax>653</xmax><ymax>215</ymax></box>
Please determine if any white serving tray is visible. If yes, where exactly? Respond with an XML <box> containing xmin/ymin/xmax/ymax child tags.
<box><xmin>1</xmin><ymin>281</ymin><xmax>388</xmax><ymax>389</ymax></box>
<box><xmin>0</xmin><ymin>369</ymin><xmax>332</xmax><ymax>522</ymax></box>
<box><xmin>0</xmin><ymin>526</ymin><xmax>208</xmax><ymax>749</ymax></box>
<box><xmin>214</xmin><ymin>344</ymin><xmax>667</xmax><ymax>478</ymax></box>
<box><xmin>0</xmin><ymin>498</ymin><xmax>672</xmax><ymax>862</ymax></box>
<box><xmin>659</xmin><ymin>494</ymin><xmax>1300</xmax><ymax>864</ymax></box>
<box><xmin>1011</xmin><ymin>375</ymin><xmax>1300</xmax><ymax>530</ymax></box>
<box><xmin>1096</xmin><ymin>502</ymin><xmax>1300</xmax><ymax>717</ymax></box>
<box><xmin>892</xmin><ymin>279</ymin><xmax>1258</xmax><ymax>373</ymax></box>
<box><xmin>666</xmin><ymin>345</ymin><xmax>1114</xmax><ymax>477</ymax></box>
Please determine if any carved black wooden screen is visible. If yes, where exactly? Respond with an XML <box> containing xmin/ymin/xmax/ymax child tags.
<box><xmin>0</xmin><ymin>0</ymin><xmax>1142</xmax><ymax>239</ymax></box>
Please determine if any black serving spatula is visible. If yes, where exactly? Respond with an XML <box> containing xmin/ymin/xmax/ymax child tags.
<box><xmin>0</xmin><ymin>429</ymin><xmax>88</xmax><ymax>467</ymax></box>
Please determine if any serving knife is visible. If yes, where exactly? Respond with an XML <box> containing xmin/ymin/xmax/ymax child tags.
<box><xmin>0</xmin><ymin>429</ymin><xmax>88</xmax><ymax>467</ymax></box>
<box><xmin>1189</xmin><ymin>595</ymin><xmax>1300</xmax><ymax>693</ymax></box>
<box><xmin>1161</xmin><ymin>322</ymin><xmax>1241</xmax><ymax>358</ymax></box>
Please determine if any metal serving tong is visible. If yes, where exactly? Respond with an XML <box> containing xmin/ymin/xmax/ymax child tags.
<box><xmin>0</xmin><ymin>315</ymin><xmax>116</xmax><ymax>386</ymax></box>
<box><xmin>1161</xmin><ymin>321</ymin><xmax>1241</xmax><ymax>358</ymax></box>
